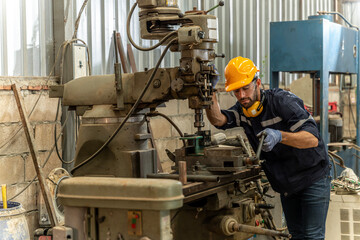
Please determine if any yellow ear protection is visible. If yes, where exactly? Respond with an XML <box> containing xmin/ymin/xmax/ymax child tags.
<box><xmin>242</xmin><ymin>89</ymin><xmax>265</xmax><ymax>118</ymax></box>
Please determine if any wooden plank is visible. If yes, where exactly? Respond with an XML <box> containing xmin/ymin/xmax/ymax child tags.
<box><xmin>127</xmin><ymin>43</ymin><xmax>138</xmax><ymax>73</ymax></box>
<box><xmin>11</xmin><ymin>84</ymin><xmax>58</xmax><ymax>227</ymax></box>
<box><xmin>116</xmin><ymin>33</ymin><xmax>129</xmax><ymax>73</ymax></box>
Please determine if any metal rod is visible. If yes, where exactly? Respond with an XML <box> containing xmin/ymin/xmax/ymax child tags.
<box><xmin>127</xmin><ymin>43</ymin><xmax>137</xmax><ymax>73</ymax></box>
<box><xmin>231</xmin><ymin>223</ymin><xmax>292</xmax><ymax>239</ymax></box>
<box><xmin>179</xmin><ymin>161</ymin><xmax>187</xmax><ymax>184</ymax></box>
<box><xmin>328</xmin><ymin>151</ymin><xmax>346</xmax><ymax>168</ymax></box>
<box><xmin>317</xmin><ymin>11</ymin><xmax>359</xmax><ymax>30</ymax></box>
<box><xmin>194</xmin><ymin>109</ymin><xmax>204</xmax><ymax>132</ymax></box>
<box><xmin>116</xmin><ymin>32</ymin><xmax>130</xmax><ymax>73</ymax></box>
<box><xmin>255</xmin><ymin>203</ymin><xmax>274</xmax><ymax>209</ymax></box>
<box><xmin>236</xmin><ymin>134</ymin><xmax>252</xmax><ymax>156</ymax></box>
<box><xmin>12</xmin><ymin>84</ymin><xmax>58</xmax><ymax>227</ymax></box>
<box><xmin>205</xmin><ymin>1</ymin><xmax>224</xmax><ymax>14</ymax></box>
<box><xmin>147</xmin><ymin>173</ymin><xmax>221</xmax><ymax>183</ymax></box>
<box><xmin>256</xmin><ymin>133</ymin><xmax>266</xmax><ymax>160</ymax></box>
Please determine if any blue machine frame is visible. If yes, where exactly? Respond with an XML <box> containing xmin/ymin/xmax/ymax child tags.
<box><xmin>270</xmin><ymin>16</ymin><xmax>360</xmax><ymax>175</ymax></box>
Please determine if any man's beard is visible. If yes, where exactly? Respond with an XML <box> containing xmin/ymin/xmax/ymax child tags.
<box><xmin>239</xmin><ymin>87</ymin><xmax>258</xmax><ymax>109</ymax></box>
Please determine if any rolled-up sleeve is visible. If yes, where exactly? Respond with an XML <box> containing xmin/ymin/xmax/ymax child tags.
<box><xmin>215</xmin><ymin>104</ymin><xmax>242</xmax><ymax>130</ymax></box>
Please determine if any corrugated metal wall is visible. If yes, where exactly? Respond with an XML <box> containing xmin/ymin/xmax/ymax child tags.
<box><xmin>343</xmin><ymin>2</ymin><xmax>360</xmax><ymax>27</ymax></box>
<box><xmin>1</xmin><ymin>0</ymin><xmax>335</xmax><ymax>85</ymax></box>
<box><xmin>0</xmin><ymin>0</ymin><xmax>53</xmax><ymax>76</ymax></box>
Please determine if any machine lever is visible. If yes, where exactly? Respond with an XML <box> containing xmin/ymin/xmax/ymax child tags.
<box><xmin>255</xmin><ymin>203</ymin><xmax>274</xmax><ymax>209</ymax></box>
<box><xmin>256</xmin><ymin>132</ymin><xmax>266</xmax><ymax>160</ymax></box>
<box><xmin>206</xmin><ymin>1</ymin><xmax>224</xmax><ymax>14</ymax></box>
<box><xmin>215</xmin><ymin>53</ymin><xmax>225</xmax><ymax>58</ymax></box>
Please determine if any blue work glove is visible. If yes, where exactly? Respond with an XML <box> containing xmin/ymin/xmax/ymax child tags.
<box><xmin>209</xmin><ymin>64</ymin><xmax>220</xmax><ymax>88</ymax></box>
<box><xmin>257</xmin><ymin>128</ymin><xmax>282</xmax><ymax>152</ymax></box>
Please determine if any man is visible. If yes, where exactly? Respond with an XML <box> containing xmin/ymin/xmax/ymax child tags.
<box><xmin>206</xmin><ymin>56</ymin><xmax>331</xmax><ymax>240</ymax></box>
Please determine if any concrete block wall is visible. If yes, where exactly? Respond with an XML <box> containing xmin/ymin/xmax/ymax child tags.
<box><xmin>149</xmin><ymin>91</ymin><xmax>243</xmax><ymax>173</ymax></box>
<box><xmin>0</xmin><ymin>77</ymin><xmax>61</xmax><ymax>237</ymax></box>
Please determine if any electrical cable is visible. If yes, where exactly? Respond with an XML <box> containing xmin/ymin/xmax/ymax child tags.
<box><xmin>71</xmin><ymin>37</ymin><xmax>178</xmax><ymax>173</ymax></box>
<box><xmin>171</xmin><ymin>209</ymin><xmax>182</xmax><ymax>224</ymax></box>
<box><xmin>146</xmin><ymin>111</ymin><xmax>186</xmax><ymax>146</ymax></box>
<box><xmin>72</xmin><ymin>0</ymin><xmax>89</xmax><ymax>40</ymax></box>
<box><xmin>127</xmin><ymin>1</ymin><xmax>178</xmax><ymax>51</ymax></box>
<box><xmin>54</xmin><ymin>99</ymin><xmax>75</xmax><ymax>165</ymax></box>
<box><xmin>328</xmin><ymin>153</ymin><xmax>337</xmax><ymax>178</ymax></box>
<box><xmin>328</xmin><ymin>151</ymin><xmax>346</xmax><ymax>169</ymax></box>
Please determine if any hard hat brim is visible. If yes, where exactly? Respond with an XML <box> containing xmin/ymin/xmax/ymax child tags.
<box><xmin>225</xmin><ymin>76</ymin><xmax>255</xmax><ymax>92</ymax></box>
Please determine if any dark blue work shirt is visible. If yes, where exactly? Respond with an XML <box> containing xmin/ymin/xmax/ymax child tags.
<box><xmin>217</xmin><ymin>88</ymin><xmax>329</xmax><ymax>195</ymax></box>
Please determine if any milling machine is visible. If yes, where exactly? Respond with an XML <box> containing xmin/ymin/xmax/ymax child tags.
<box><xmin>50</xmin><ymin>1</ymin><xmax>290</xmax><ymax>239</ymax></box>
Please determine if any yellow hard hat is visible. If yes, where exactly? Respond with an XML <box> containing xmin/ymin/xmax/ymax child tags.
<box><xmin>224</xmin><ymin>56</ymin><xmax>259</xmax><ymax>92</ymax></box>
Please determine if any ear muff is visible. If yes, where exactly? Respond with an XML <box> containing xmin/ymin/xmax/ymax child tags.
<box><xmin>242</xmin><ymin>90</ymin><xmax>265</xmax><ymax>118</ymax></box>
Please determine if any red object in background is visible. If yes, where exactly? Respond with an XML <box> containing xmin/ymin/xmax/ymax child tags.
<box><xmin>39</xmin><ymin>237</ymin><xmax>52</xmax><ymax>240</ymax></box>
<box><xmin>304</xmin><ymin>102</ymin><xmax>338</xmax><ymax>115</ymax></box>
<box><xmin>328</xmin><ymin>102</ymin><xmax>337</xmax><ymax>113</ymax></box>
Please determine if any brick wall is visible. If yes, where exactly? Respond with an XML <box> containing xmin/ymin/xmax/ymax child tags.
<box><xmin>0</xmin><ymin>77</ymin><xmax>61</xmax><ymax>236</ymax></box>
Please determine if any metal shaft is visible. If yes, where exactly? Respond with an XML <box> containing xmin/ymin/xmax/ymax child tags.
<box><xmin>256</xmin><ymin>133</ymin><xmax>266</xmax><ymax>160</ymax></box>
<box><xmin>231</xmin><ymin>222</ymin><xmax>292</xmax><ymax>239</ymax></box>
<box><xmin>178</xmin><ymin>161</ymin><xmax>187</xmax><ymax>185</ymax></box>
<box><xmin>194</xmin><ymin>109</ymin><xmax>204</xmax><ymax>132</ymax></box>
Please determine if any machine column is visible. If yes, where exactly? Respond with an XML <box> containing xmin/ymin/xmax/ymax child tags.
<box><xmin>270</xmin><ymin>71</ymin><xmax>279</xmax><ymax>89</ymax></box>
<box><xmin>320</xmin><ymin>69</ymin><xmax>329</xmax><ymax>148</ymax></box>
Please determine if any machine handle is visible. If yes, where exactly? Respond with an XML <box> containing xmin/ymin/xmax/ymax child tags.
<box><xmin>206</xmin><ymin>1</ymin><xmax>224</xmax><ymax>14</ymax></box>
<box><xmin>256</xmin><ymin>132</ymin><xmax>266</xmax><ymax>160</ymax></box>
<box><xmin>215</xmin><ymin>53</ymin><xmax>225</xmax><ymax>58</ymax></box>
